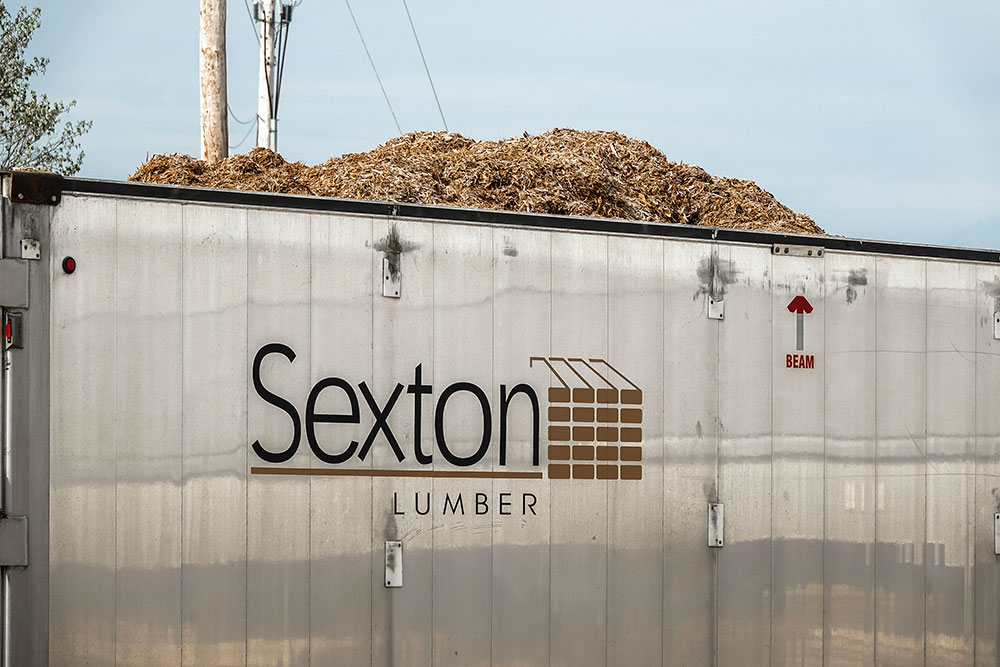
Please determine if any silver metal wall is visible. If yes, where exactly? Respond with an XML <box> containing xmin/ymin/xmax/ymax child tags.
<box><xmin>41</xmin><ymin>193</ymin><xmax>1000</xmax><ymax>665</ymax></box>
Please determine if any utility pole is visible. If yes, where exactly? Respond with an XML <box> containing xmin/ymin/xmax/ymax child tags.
<box><xmin>256</xmin><ymin>0</ymin><xmax>276</xmax><ymax>150</ymax></box>
<box><xmin>199</xmin><ymin>0</ymin><xmax>228</xmax><ymax>161</ymax></box>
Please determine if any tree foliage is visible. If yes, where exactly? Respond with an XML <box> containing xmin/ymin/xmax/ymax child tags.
<box><xmin>1</xmin><ymin>3</ymin><xmax>91</xmax><ymax>174</ymax></box>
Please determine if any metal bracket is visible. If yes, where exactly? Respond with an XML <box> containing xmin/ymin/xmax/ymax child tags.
<box><xmin>708</xmin><ymin>295</ymin><xmax>724</xmax><ymax>320</ymax></box>
<box><xmin>773</xmin><ymin>244</ymin><xmax>824</xmax><ymax>258</ymax></box>
<box><xmin>20</xmin><ymin>238</ymin><xmax>40</xmax><ymax>260</ymax></box>
<box><xmin>994</xmin><ymin>312</ymin><xmax>1000</xmax><ymax>341</ymax></box>
<box><xmin>0</xmin><ymin>515</ymin><xmax>28</xmax><ymax>566</ymax></box>
<box><xmin>385</xmin><ymin>540</ymin><xmax>403</xmax><ymax>587</ymax></box>
<box><xmin>382</xmin><ymin>255</ymin><xmax>401</xmax><ymax>299</ymax></box>
<box><xmin>0</xmin><ymin>259</ymin><xmax>28</xmax><ymax>308</ymax></box>
<box><xmin>7</xmin><ymin>171</ymin><xmax>62</xmax><ymax>205</ymax></box>
<box><xmin>995</xmin><ymin>513</ymin><xmax>1000</xmax><ymax>556</ymax></box>
<box><xmin>708</xmin><ymin>503</ymin><xmax>724</xmax><ymax>547</ymax></box>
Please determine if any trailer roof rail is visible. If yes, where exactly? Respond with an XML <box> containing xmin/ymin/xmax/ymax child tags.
<box><xmin>34</xmin><ymin>175</ymin><xmax>1000</xmax><ymax>264</ymax></box>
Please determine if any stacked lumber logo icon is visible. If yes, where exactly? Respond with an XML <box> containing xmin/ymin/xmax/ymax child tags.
<box><xmin>531</xmin><ymin>358</ymin><xmax>643</xmax><ymax>481</ymax></box>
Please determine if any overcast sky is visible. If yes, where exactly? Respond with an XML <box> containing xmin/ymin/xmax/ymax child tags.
<box><xmin>28</xmin><ymin>0</ymin><xmax>1000</xmax><ymax>249</ymax></box>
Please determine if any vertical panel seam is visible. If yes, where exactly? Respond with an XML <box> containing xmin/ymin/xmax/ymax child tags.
<box><xmin>966</xmin><ymin>263</ymin><xmax>975</xmax><ymax>665</ymax></box>
<box><xmin>661</xmin><ymin>240</ymin><xmax>667</xmax><ymax>667</ymax></box>
<box><xmin>715</xmin><ymin>244</ymin><xmax>722</xmax><ymax>667</ymax></box>
<box><xmin>430</xmin><ymin>221</ymin><xmax>435</xmax><ymax>667</ymax></box>
<box><xmin>605</xmin><ymin>234</ymin><xmax>610</xmax><ymax>667</ymax></box>
<box><xmin>547</xmin><ymin>230</ymin><xmax>552</xmax><ymax>667</ymax></box>
<box><xmin>924</xmin><ymin>260</ymin><xmax>929</xmax><ymax>667</ymax></box>
<box><xmin>821</xmin><ymin>252</ymin><xmax>827</xmax><ymax>665</ymax></box>
<box><xmin>244</xmin><ymin>211</ymin><xmax>250</xmax><ymax>667</ymax></box>
<box><xmin>369</xmin><ymin>215</ymin><xmax>375</xmax><ymax>667</ymax></box>
<box><xmin>768</xmin><ymin>245</ymin><xmax>774</xmax><ymax>665</ymax></box>
<box><xmin>308</xmin><ymin>212</ymin><xmax>313</xmax><ymax>666</ymax></box>
<box><xmin>660</xmin><ymin>239</ymin><xmax>667</xmax><ymax>667</ymax></box>
<box><xmin>489</xmin><ymin>225</ymin><xmax>495</xmax><ymax>667</ymax></box>
<box><xmin>873</xmin><ymin>257</ymin><xmax>879</xmax><ymax>666</ymax></box>
<box><xmin>113</xmin><ymin>199</ymin><xmax>119</xmax><ymax>665</ymax></box>
<box><xmin>179</xmin><ymin>203</ymin><xmax>185</xmax><ymax>667</ymax></box>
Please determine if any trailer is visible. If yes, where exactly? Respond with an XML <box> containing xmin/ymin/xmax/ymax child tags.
<box><xmin>2</xmin><ymin>170</ymin><xmax>1000</xmax><ymax>666</ymax></box>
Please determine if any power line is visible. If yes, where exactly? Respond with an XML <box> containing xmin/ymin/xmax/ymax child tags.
<box><xmin>244</xmin><ymin>0</ymin><xmax>260</xmax><ymax>45</ymax></box>
<box><xmin>228</xmin><ymin>103</ymin><xmax>255</xmax><ymax>125</ymax></box>
<box><xmin>344</xmin><ymin>0</ymin><xmax>402</xmax><ymax>135</ymax></box>
<box><xmin>401</xmin><ymin>0</ymin><xmax>447</xmax><ymax>131</ymax></box>
<box><xmin>229</xmin><ymin>123</ymin><xmax>256</xmax><ymax>150</ymax></box>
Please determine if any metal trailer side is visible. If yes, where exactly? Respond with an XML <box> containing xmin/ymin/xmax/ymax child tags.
<box><xmin>2</xmin><ymin>172</ymin><xmax>1000</xmax><ymax>666</ymax></box>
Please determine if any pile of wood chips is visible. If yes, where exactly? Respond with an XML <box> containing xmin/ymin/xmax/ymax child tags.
<box><xmin>129</xmin><ymin>129</ymin><xmax>823</xmax><ymax>234</ymax></box>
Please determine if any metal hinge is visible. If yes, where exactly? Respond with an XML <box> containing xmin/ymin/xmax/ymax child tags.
<box><xmin>0</xmin><ymin>514</ymin><xmax>28</xmax><ymax>566</ymax></box>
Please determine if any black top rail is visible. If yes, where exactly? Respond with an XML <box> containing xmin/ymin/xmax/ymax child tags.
<box><xmin>25</xmin><ymin>173</ymin><xmax>999</xmax><ymax>264</ymax></box>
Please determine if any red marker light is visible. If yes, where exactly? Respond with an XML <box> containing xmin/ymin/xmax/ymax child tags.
<box><xmin>62</xmin><ymin>256</ymin><xmax>76</xmax><ymax>274</ymax></box>
<box><xmin>5</xmin><ymin>321</ymin><xmax>10</xmax><ymax>341</ymax></box>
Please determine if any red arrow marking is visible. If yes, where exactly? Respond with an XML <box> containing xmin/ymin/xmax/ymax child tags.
<box><xmin>787</xmin><ymin>295</ymin><xmax>813</xmax><ymax>314</ymax></box>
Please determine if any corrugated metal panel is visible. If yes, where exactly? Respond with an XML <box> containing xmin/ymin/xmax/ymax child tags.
<box><xmin>114</xmin><ymin>199</ymin><xmax>183</xmax><ymax>666</ymax></box>
<box><xmin>823</xmin><ymin>253</ymin><xmax>877</xmax><ymax>667</ymax></box>
<box><xmin>37</xmin><ymin>192</ymin><xmax>1000</xmax><ymax>666</ymax></box>
<box><xmin>974</xmin><ymin>264</ymin><xmax>1000</xmax><ymax>667</ymax></box>
<box><xmin>717</xmin><ymin>244</ymin><xmax>773</xmax><ymax>667</ymax></box>
<box><xmin>431</xmin><ymin>222</ymin><xmax>494</xmax><ymax>666</ymax></box>
<box><xmin>49</xmin><ymin>195</ymin><xmax>118</xmax><ymax>665</ymax></box>
<box><xmin>607</xmin><ymin>234</ymin><xmax>664</xmax><ymax>664</ymax></box>
<box><xmin>370</xmin><ymin>217</ymin><xmax>434</xmax><ymax>667</ymax></box>
<box><xmin>770</xmin><ymin>252</ymin><xmax>825</xmax><ymax>667</ymax></box>
<box><xmin>874</xmin><ymin>256</ymin><xmax>927</xmax><ymax>667</ymax></box>
<box><xmin>662</xmin><ymin>240</ymin><xmax>719</xmax><ymax>665</ymax></box>
<box><xmin>246</xmin><ymin>209</ymin><xmax>312</xmax><ymax>665</ymax></box>
<box><xmin>180</xmin><ymin>203</ymin><xmax>248</xmax><ymax>666</ymax></box>
<box><xmin>308</xmin><ymin>212</ymin><xmax>373</xmax><ymax>665</ymax></box>
<box><xmin>491</xmin><ymin>227</ymin><xmax>551</xmax><ymax>666</ymax></box>
<box><xmin>925</xmin><ymin>260</ymin><xmax>976</xmax><ymax>666</ymax></box>
<box><xmin>548</xmin><ymin>232</ymin><xmax>609</xmax><ymax>666</ymax></box>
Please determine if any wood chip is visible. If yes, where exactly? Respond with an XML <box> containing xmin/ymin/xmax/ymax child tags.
<box><xmin>129</xmin><ymin>129</ymin><xmax>823</xmax><ymax>234</ymax></box>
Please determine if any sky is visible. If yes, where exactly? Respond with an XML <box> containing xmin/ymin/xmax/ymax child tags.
<box><xmin>26</xmin><ymin>0</ymin><xmax>1000</xmax><ymax>249</ymax></box>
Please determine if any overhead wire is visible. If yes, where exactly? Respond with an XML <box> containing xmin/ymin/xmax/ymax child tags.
<box><xmin>401</xmin><ymin>0</ymin><xmax>447</xmax><ymax>131</ymax></box>
<box><xmin>344</xmin><ymin>0</ymin><xmax>403</xmax><ymax>135</ymax></box>
<box><xmin>229</xmin><ymin>123</ymin><xmax>256</xmax><ymax>150</ymax></box>
<box><xmin>243</xmin><ymin>0</ymin><xmax>260</xmax><ymax>45</ymax></box>
<box><xmin>228</xmin><ymin>103</ymin><xmax>255</xmax><ymax>125</ymax></box>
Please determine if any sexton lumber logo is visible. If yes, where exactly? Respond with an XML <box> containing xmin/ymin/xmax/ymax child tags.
<box><xmin>248</xmin><ymin>344</ymin><xmax>643</xmax><ymax>482</ymax></box>
<box><xmin>532</xmin><ymin>357</ymin><xmax>643</xmax><ymax>481</ymax></box>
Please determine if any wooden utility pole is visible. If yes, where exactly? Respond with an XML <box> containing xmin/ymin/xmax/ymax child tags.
<box><xmin>199</xmin><ymin>0</ymin><xmax>228</xmax><ymax>161</ymax></box>
<box><xmin>257</xmin><ymin>0</ymin><xmax>276</xmax><ymax>150</ymax></box>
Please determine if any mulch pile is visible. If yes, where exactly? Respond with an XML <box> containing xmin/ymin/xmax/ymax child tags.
<box><xmin>129</xmin><ymin>129</ymin><xmax>823</xmax><ymax>234</ymax></box>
